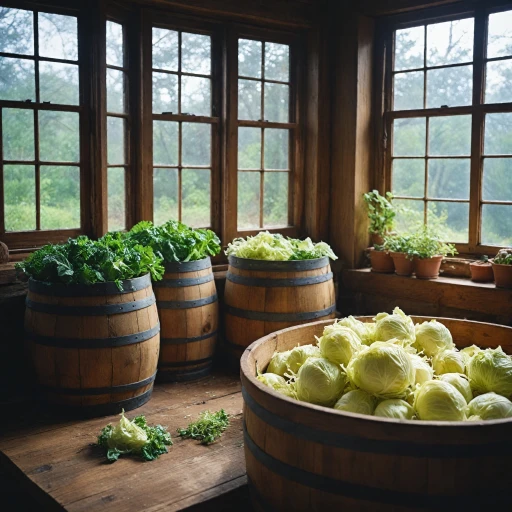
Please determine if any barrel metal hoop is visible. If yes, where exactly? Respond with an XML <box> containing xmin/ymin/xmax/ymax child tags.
<box><xmin>41</xmin><ymin>387</ymin><xmax>154</xmax><ymax>418</ymax></box>
<box><xmin>153</xmin><ymin>273</ymin><xmax>214</xmax><ymax>288</ymax></box>
<box><xmin>157</xmin><ymin>364</ymin><xmax>213</xmax><ymax>382</ymax></box>
<box><xmin>26</xmin><ymin>323</ymin><xmax>160</xmax><ymax>348</ymax></box>
<box><xmin>25</xmin><ymin>294</ymin><xmax>156</xmax><ymax>316</ymax></box>
<box><xmin>157</xmin><ymin>294</ymin><xmax>217</xmax><ymax>310</ymax></box>
<box><xmin>225</xmin><ymin>304</ymin><xmax>335</xmax><ymax>322</ymax></box>
<box><xmin>158</xmin><ymin>357</ymin><xmax>213</xmax><ymax>368</ymax></box>
<box><xmin>39</xmin><ymin>372</ymin><xmax>157</xmax><ymax>396</ymax></box>
<box><xmin>242</xmin><ymin>387</ymin><xmax>512</xmax><ymax>458</ymax></box>
<box><xmin>160</xmin><ymin>330</ymin><xmax>218</xmax><ymax>345</ymax></box>
<box><xmin>28</xmin><ymin>274</ymin><xmax>151</xmax><ymax>297</ymax></box>
<box><xmin>243</xmin><ymin>423</ymin><xmax>507</xmax><ymax>509</ymax></box>
<box><xmin>228</xmin><ymin>256</ymin><xmax>328</xmax><ymax>272</ymax></box>
<box><xmin>164</xmin><ymin>258</ymin><xmax>211</xmax><ymax>273</ymax></box>
<box><xmin>227</xmin><ymin>272</ymin><xmax>333</xmax><ymax>288</ymax></box>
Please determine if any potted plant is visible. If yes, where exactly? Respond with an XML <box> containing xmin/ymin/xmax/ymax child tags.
<box><xmin>368</xmin><ymin>243</ymin><xmax>395</xmax><ymax>273</ymax></box>
<box><xmin>383</xmin><ymin>234</ymin><xmax>414</xmax><ymax>276</ymax></box>
<box><xmin>406</xmin><ymin>228</ymin><xmax>457</xmax><ymax>279</ymax></box>
<box><xmin>491</xmin><ymin>249</ymin><xmax>512</xmax><ymax>289</ymax></box>
<box><xmin>470</xmin><ymin>255</ymin><xmax>494</xmax><ymax>283</ymax></box>
<box><xmin>363</xmin><ymin>190</ymin><xmax>396</xmax><ymax>246</ymax></box>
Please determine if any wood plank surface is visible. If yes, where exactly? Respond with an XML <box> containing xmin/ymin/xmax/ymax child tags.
<box><xmin>0</xmin><ymin>372</ymin><xmax>247</xmax><ymax>512</ymax></box>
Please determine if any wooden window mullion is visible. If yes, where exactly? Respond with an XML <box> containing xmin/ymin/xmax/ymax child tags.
<box><xmin>0</xmin><ymin>109</ymin><xmax>4</xmax><ymax>233</ymax></box>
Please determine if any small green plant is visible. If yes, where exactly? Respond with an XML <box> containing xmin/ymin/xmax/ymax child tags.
<box><xmin>481</xmin><ymin>255</ymin><xmax>489</xmax><ymax>263</ymax></box>
<box><xmin>494</xmin><ymin>249</ymin><xmax>512</xmax><ymax>265</ymax></box>
<box><xmin>405</xmin><ymin>228</ymin><xmax>457</xmax><ymax>260</ymax></box>
<box><xmin>363</xmin><ymin>190</ymin><xmax>396</xmax><ymax>236</ymax></box>
<box><xmin>382</xmin><ymin>233</ymin><xmax>413</xmax><ymax>254</ymax></box>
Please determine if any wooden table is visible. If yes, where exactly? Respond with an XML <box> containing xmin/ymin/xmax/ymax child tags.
<box><xmin>0</xmin><ymin>372</ymin><xmax>249</xmax><ymax>511</ymax></box>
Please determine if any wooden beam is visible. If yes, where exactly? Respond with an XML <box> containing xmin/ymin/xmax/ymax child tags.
<box><xmin>329</xmin><ymin>7</ymin><xmax>375</xmax><ymax>268</ymax></box>
<box><xmin>347</xmin><ymin>0</ymin><xmax>464</xmax><ymax>17</ymax></box>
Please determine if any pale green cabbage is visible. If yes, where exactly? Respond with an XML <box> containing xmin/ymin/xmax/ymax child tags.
<box><xmin>107</xmin><ymin>411</ymin><xmax>148</xmax><ymax>452</ymax></box>
<box><xmin>225</xmin><ymin>231</ymin><xmax>337</xmax><ymax>261</ymax></box>
<box><xmin>414</xmin><ymin>320</ymin><xmax>454</xmax><ymax>357</ymax></box>
<box><xmin>257</xmin><ymin>373</ymin><xmax>296</xmax><ymax>398</ymax></box>
<box><xmin>374</xmin><ymin>399</ymin><xmax>415</xmax><ymax>420</ymax></box>
<box><xmin>333</xmin><ymin>389</ymin><xmax>376</xmax><ymax>415</ymax></box>
<box><xmin>347</xmin><ymin>341</ymin><xmax>415</xmax><ymax>398</ymax></box>
<box><xmin>295</xmin><ymin>357</ymin><xmax>347</xmax><ymax>406</ymax></box>
<box><xmin>467</xmin><ymin>392</ymin><xmax>512</xmax><ymax>420</ymax></box>
<box><xmin>414</xmin><ymin>380</ymin><xmax>467</xmax><ymax>421</ymax></box>
<box><xmin>334</xmin><ymin>317</ymin><xmax>376</xmax><ymax>345</ymax></box>
<box><xmin>438</xmin><ymin>373</ymin><xmax>473</xmax><ymax>403</ymax></box>
<box><xmin>432</xmin><ymin>350</ymin><xmax>466</xmax><ymax>375</ymax></box>
<box><xmin>468</xmin><ymin>347</ymin><xmax>512</xmax><ymax>398</ymax></box>
<box><xmin>374</xmin><ymin>307</ymin><xmax>415</xmax><ymax>345</ymax></box>
<box><xmin>267</xmin><ymin>345</ymin><xmax>320</xmax><ymax>376</ymax></box>
<box><xmin>410</xmin><ymin>353</ymin><xmax>434</xmax><ymax>385</ymax></box>
<box><xmin>318</xmin><ymin>326</ymin><xmax>361</xmax><ymax>366</ymax></box>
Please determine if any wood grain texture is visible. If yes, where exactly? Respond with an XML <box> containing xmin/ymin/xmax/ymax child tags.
<box><xmin>0</xmin><ymin>373</ymin><xmax>245</xmax><ymax>512</ymax></box>
<box><xmin>241</xmin><ymin>317</ymin><xmax>512</xmax><ymax>512</ymax></box>
<box><xmin>342</xmin><ymin>269</ymin><xmax>512</xmax><ymax>325</ymax></box>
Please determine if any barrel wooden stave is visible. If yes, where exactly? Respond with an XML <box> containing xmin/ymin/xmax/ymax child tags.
<box><xmin>224</xmin><ymin>258</ymin><xmax>335</xmax><ymax>359</ymax></box>
<box><xmin>155</xmin><ymin>258</ymin><xmax>218</xmax><ymax>381</ymax></box>
<box><xmin>25</xmin><ymin>277</ymin><xmax>159</xmax><ymax>414</ymax></box>
<box><xmin>241</xmin><ymin>317</ymin><xmax>512</xmax><ymax>512</ymax></box>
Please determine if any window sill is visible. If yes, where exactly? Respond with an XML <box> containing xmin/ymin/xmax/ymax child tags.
<box><xmin>341</xmin><ymin>268</ymin><xmax>512</xmax><ymax>321</ymax></box>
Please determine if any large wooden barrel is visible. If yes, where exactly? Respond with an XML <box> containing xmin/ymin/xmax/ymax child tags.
<box><xmin>224</xmin><ymin>256</ymin><xmax>335</xmax><ymax>363</ymax></box>
<box><xmin>241</xmin><ymin>317</ymin><xmax>512</xmax><ymax>512</ymax></box>
<box><xmin>154</xmin><ymin>257</ymin><xmax>218</xmax><ymax>382</ymax></box>
<box><xmin>24</xmin><ymin>274</ymin><xmax>159</xmax><ymax>416</ymax></box>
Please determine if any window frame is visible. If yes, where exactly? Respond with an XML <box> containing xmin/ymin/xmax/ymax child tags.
<box><xmin>380</xmin><ymin>2</ymin><xmax>512</xmax><ymax>255</ymax></box>
<box><xmin>0</xmin><ymin>1</ymin><xmax>91</xmax><ymax>253</ymax></box>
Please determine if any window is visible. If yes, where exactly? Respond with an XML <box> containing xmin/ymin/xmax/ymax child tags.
<box><xmin>385</xmin><ymin>6</ymin><xmax>512</xmax><ymax>251</ymax></box>
<box><xmin>0</xmin><ymin>6</ymin><xmax>84</xmax><ymax>248</ymax></box>
<box><xmin>151</xmin><ymin>25</ymin><xmax>215</xmax><ymax>229</ymax></box>
<box><xmin>237</xmin><ymin>38</ymin><xmax>293</xmax><ymax>230</ymax></box>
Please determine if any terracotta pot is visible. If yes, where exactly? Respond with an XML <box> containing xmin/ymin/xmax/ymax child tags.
<box><xmin>470</xmin><ymin>262</ymin><xmax>494</xmax><ymax>283</ymax></box>
<box><xmin>492</xmin><ymin>262</ymin><xmax>512</xmax><ymax>289</ymax></box>
<box><xmin>369</xmin><ymin>248</ymin><xmax>395</xmax><ymax>273</ymax></box>
<box><xmin>371</xmin><ymin>233</ymin><xmax>385</xmax><ymax>246</ymax></box>
<box><xmin>414</xmin><ymin>255</ymin><xmax>443</xmax><ymax>279</ymax></box>
<box><xmin>390</xmin><ymin>252</ymin><xmax>414</xmax><ymax>276</ymax></box>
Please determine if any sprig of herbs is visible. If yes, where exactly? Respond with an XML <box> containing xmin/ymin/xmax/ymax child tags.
<box><xmin>177</xmin><ymin>410</ymin><xmax>230</xmax><ymax>445</ymax></box>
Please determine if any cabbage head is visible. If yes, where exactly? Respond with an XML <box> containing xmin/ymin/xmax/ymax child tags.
<box><xmin>374</xmin><ymin>307</ymin><xmax>415</xmax><ymax>345</ymax></box>
<box><xmin>257</xmin><ymin>373</ymin><xmax>296</xmax><ymax>399</ymax></box>
<box><xmin>107</xmin><ymin>411</ymin><xmax>148</xmax><ymax>452</ymax></box>
<box><xmin>333</xmin><ymin>389</ymin><xmax>376</xmax><ymax>415</ymax></box>
<box><xmin>467</xmin><ymin>392</ymin><xmax>512</xmax><ymax>420</ymax></box>
<box><xmin>318</xmin><ymin>326</ymin><xmax>361</xmax><ymax>366</ymax></box>
<box><xmin>438</xmin><ymin>373</ymin><xmax>473</xmax><ymax>403</ymax></box>
<box><xmin>334</xmin><ymin>316</ymin><xmax>376</xmax><ymax>345</ymax></box>
<box><xmin>461</xmin><ymin>344</ymin><xmax>482</xmax><ymax>362</ymax></box>
<box><xmin>432</xmin><ymin>350</ymin><xmax>466</xmax><ymax>375</ymax></box>
<box><xmin>374</xmin><ymin>399</ymin><xmax>415</xmax><ymax>420</ymax></box>
<box><xmin>414</xmin><ymin>320</ymin><xmax>454</xmax><ymax>357</ymax></box>
<box><xmin>468</xmin><ymin>347</ymin><xmax>512</xmax><ymax>398</ymax></box>
<box><xmin>410</xmin><ymin>354</ymin><xmax>434</xmax><ymax>385</ymax></box>
<box><xmin>267</xmin><ymin>345</ymin><xmax>320</xmax><ymax>376</ymax></box>
<box><xmin>347</xmin><ymin>341</ymin><xmax>415</xmax><ymax>398</ymax></box>
<box><xmin>414</xmin><ymin>380</ymin><xmax>467</xmax><ymax>421</ymax></box>
<box><xmin>295</xmin><ymin>357</ymin><xmax>347</xmax><ymax>406</ymax></box>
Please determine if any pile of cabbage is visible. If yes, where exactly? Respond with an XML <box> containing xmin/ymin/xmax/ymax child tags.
<box><xmin>258</xmin><ymin>307</ymin><xmax>512</xmax><ymax>422</ymax></box>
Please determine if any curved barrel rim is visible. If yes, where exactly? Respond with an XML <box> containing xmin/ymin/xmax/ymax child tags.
<box><xmin>163</xmin><ymin>257</ymin><xmax>212</xmax><ymax>273</ymax></box>
<box><xmin>228</xmin><ymin>255</ymin><xmax>329</xmax><ymax>272</ymax></box>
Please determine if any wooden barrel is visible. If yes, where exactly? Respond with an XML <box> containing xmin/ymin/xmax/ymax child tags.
<box><xmin>24</xmin><ymin>274</ymin><xmax>159</xmax><ymax>416</ymax></box>
<box><xmin>241</xmin><ymin>317</ymin><xmax>512</xmax><ymax>512</ymax></box>
<box><xmin>154</xmin><ymin>257</ymin><xmax>218</xmax><ymax>382</ymax></box>
<box><xmin>224</xmin><ymin>256</ymin><xmax>335</xmax><ymax>363</ymax></box>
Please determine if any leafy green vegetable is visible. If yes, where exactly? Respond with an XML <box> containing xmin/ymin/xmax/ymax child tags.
<box><xmin>97</xmin><ymin>411</ymin><xmax>173</xmax><ymax>463</ymax></box>
<box><xmin>16</xmin><ymin>233</ymin><xmax>164</xmax><ymax>290</ymax></box>
<box><xmin>126</xmin><ymin>220</ymin><xmax>221</xmax><ymax>263</ymax></box>
<box><xmin>225</xmin><ymin>231</ymin><xmax>337</xmax><ymax>261</ymax></box>
<box><xmin>177</xmin><ymin>410</ymin><xmax>230</xmax><ymax>445</ymax></box>
<box><xmin>494</xmin><ymin>249</ymin><xmax>512</xmax><ymax>265</ymax></box>
<box><xmin>363</xmin><ymin>190</ymin><xmax>396</xmax><ymax>236</ymax></box>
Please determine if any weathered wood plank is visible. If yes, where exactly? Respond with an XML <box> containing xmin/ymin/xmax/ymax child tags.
<box><xmin>0</xmin><ymin>373</ymin><xmax>245</xmax><ymax>511</ymax></box>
